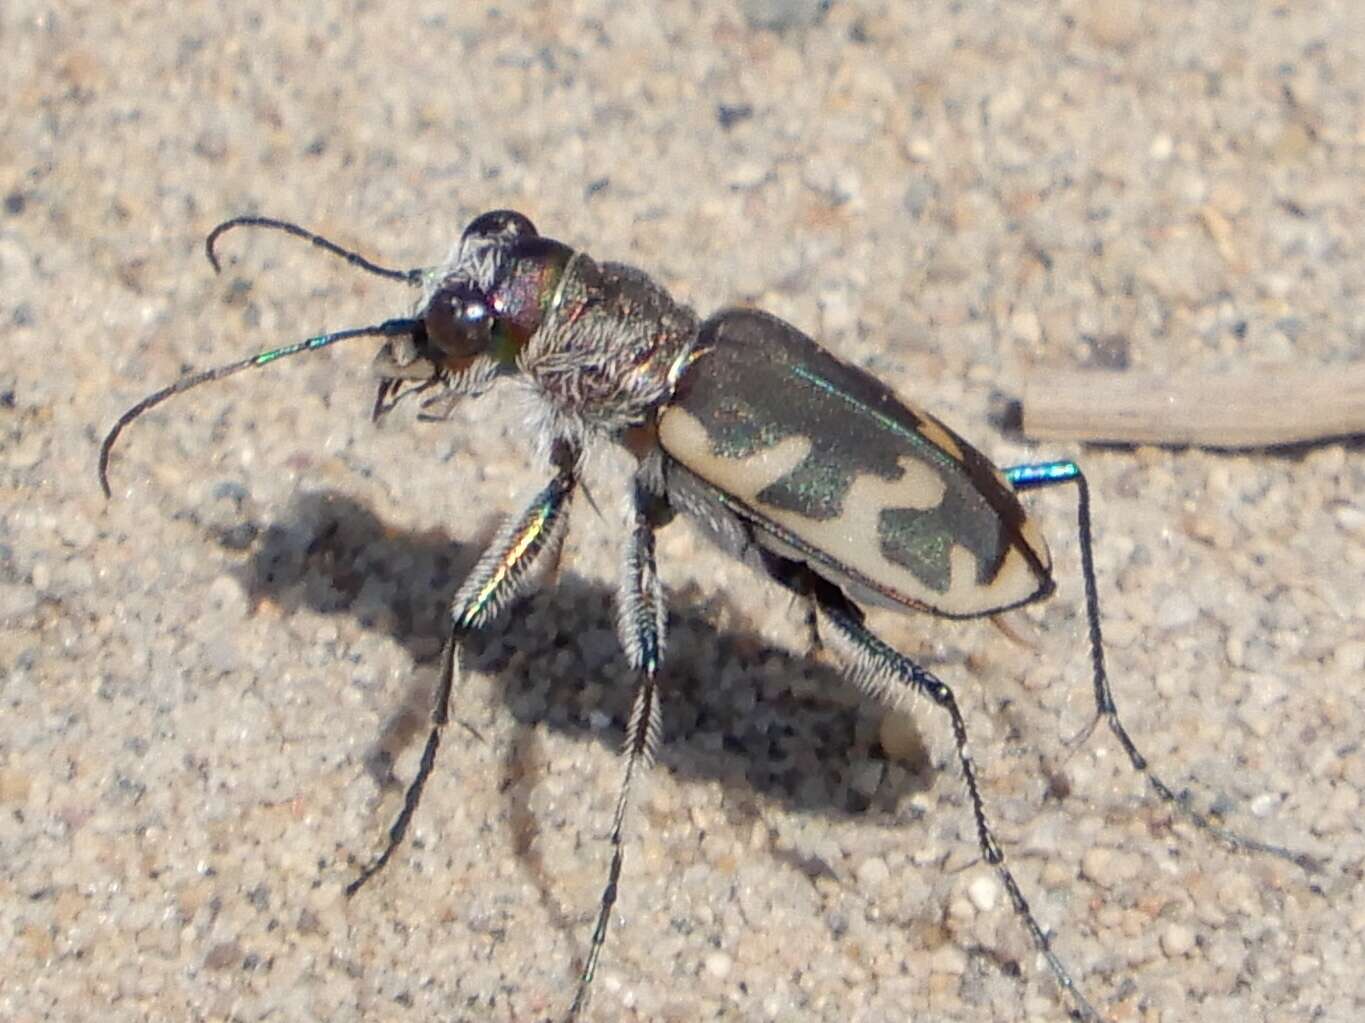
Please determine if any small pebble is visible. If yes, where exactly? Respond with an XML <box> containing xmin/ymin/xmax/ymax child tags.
<box><xmin>967</xmin><ymin>874</ymin><xmax>999</xmax><ymax>913</ymax></box>
<box><xmin>0</xmin><ymin>583</ymin><xmax>39</xmax><ymax>622</ymax></box>
<box><xmin>856</xmin><ymin>855</ymin><xmax>890</xmax><ymax>889</ymax></box>
<box><xmin>1009</xmin><ymin>307</ymin><xmax>1042</xmax><ymax>345</ymax></box>
<box><xmin>1080</xmin><ymin>847</ymin><xmax>1141</xmax><ymax>889</ymax></box>
<box><xmin>1156</xmin><ymin>591</ymin><xmax>1199</xmax><ymax>630</ymax></box>
<box><xmin>704</xmin><ymin>951</ymin><xmax>733</xmax><ymax>979</ymax></box>
<box><xmin>56</xmin><ymin>512</ymin><xmax>97</xmax><ymax>549</ymax></box>
<box><xmin>1160</xmin><ymin>923</ymin><xmax>1195</xmax><ymax>957</ymax></box>
<box><xmin>929</xmin><ymin>944</ymin><xmax>967</xmax><ymax>974</ymax></box>
<box><xmin>1290</xmin><ymin>954</ymin><xmax>1320</xmax><ymax>976</ymax></box>
<box><xmin>206</xmin><ymin>574</ymin><xmax>249</xmax><ymax>620</ymax></box>
<box><xmin>878</xmin><ymin>710</ymin><xmax>924</xmax><ymax>763</ymax></box>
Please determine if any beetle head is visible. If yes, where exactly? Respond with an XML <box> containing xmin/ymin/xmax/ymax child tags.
<box><xmin>418</xmin><ymin>210</ymin><xmax>542</xmax><ymax>362</ymax></box>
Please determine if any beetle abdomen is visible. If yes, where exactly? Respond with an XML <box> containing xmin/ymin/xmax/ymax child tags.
<box><xmin>657</xmin><ymin>309</ymin><xmax>1051</xmax><ymax>619</ymax></box>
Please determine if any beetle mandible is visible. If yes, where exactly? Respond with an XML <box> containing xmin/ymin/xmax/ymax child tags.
<box><xmin>99</xmin><ymin>211</ymin><xmax>1312</xmax><ymax>1022</ymax></box>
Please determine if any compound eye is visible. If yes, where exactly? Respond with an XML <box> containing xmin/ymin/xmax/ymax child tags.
<box><xmin>461</xmin><ymin>209</ymin><xmax>538</xmax><ymax>245</ymax></box>
<box><xmin>425</xmin><ymin>281</ymin><xmax>494</xmax><ymax>359</ymax></box>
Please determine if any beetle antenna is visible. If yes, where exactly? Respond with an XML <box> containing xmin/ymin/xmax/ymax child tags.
<box><xmin>206</xmin><ymin>216</ymin><xmax>426</xmax><ymax>286</ymax></box>
<box><xmin>98</xmin><ymin>318</ymin><xmax>420</xmax><ymax>497</ymax></box>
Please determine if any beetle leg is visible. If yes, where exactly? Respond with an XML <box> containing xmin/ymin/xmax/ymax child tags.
<box><xmin>821</xmin><ymin>592</ymin><xmax>1103</xmax><ymax>1021</ymax></box>
<box><xmin>796</xmin><ymin>594</ymin><xmax>824</xmax><ymax>658</ymax></box>
<box><xmin>751</xmin><ymin>550</ymin><xmax>1102</xmax><ymax>1021</ymax></box>
<box><xmin>371</xmin><ymin>374</ymin><xmax>445</xmax><ymax>422</ymax></box>
<box><xmin>567</xmin><ymin>480</ymin><xmax>668</xmax><ymax>1021</ymax></box>
<box><xmin>347</xmin><ymin>438</ymin><xmax>580</xmax><ymax>896</ymax></box>
<box><xmin>1007</xmin><ymin>462</ymin><xmax>1318</xmax><ymax>872</ymax></box>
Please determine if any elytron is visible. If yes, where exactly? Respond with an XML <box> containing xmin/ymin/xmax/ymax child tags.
<box><xmin>100</xmin><ymin>211</ymin><xmax>1311</xmax><ymax>1021</ymax></box>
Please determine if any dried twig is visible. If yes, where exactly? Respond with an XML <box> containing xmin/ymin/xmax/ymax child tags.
<box><xmin>1020</xmin><ymin>364</ymin><xmax>1365</xmax><ymax>448</ymax></box>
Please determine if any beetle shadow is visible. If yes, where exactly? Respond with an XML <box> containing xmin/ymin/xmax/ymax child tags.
<box><xmin>227</xmin><ymin>489</ymin><xmax>954</xmax><ymax>910</ymax></box>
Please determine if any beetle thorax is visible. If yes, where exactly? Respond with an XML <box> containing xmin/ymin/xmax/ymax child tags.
<box><xmin>519</xmin><ymin>251</ymin><xmax>700</xmax><ymax>436</ymax></box>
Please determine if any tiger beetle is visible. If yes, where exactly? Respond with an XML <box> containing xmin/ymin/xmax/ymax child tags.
<box><xmin>99</xmin><ymin>210</ymin><xmax>1314</xmax><ymax>1022</ymax></box>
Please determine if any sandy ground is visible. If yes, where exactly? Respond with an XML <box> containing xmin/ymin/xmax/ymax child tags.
<box><xmin>3</xmin><ymin>2</ymin><xmax>1363</xmax><ymax>1022</ymax></box>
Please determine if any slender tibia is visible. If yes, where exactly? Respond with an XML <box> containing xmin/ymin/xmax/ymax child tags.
<box><xmin>813</xmin><ymin>581</ymin><xmax>1105</xmax><ymax>1023</ymax></box>
<box><xmin>565</xmin><ymin>482</ymin><xmax>668</xmax><ymax>1021</ymax></box>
